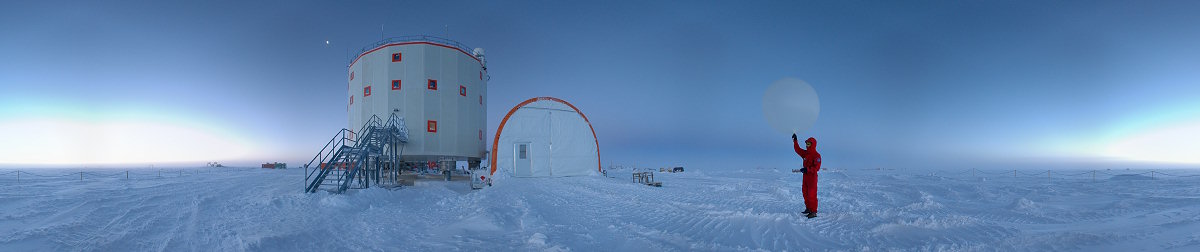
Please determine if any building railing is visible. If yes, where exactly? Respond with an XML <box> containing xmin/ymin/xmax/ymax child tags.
<box><xmin>349</xmin><ymin>35</ymin><xmax>476</xmax><ymax>66</ymax></box>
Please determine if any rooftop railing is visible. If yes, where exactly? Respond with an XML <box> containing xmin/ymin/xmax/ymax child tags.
<box><xmin>348</xmin><ymin>35</ymin><xmax>477</xmax><ymax>66</ymax></box>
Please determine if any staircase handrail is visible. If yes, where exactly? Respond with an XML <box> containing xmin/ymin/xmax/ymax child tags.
<box><xmin>304</xmin><ymin>114</ymin><xmax>385</xmax><ymax>193</ymax></box>
<box><xmin>338</xmin><ymin>146</ymin><xmax>372</xmax><ymax>193</ymax></box>
<box><xmin>385</xmin><ymin>113</ymin><xmax>410</xmax><ymax>143</ymax></box>
<box><xmin>353</xmin><ymin>115</ymin><xmax>385</xmax><ymax>144</ymax></box>
<box><xmin>305</xmin><ymin>128</ymin><xmax>351</xmax><ymax>187</ymax></box>
<box><xmin>305</xmin><ymin>145</ymin><xmax>348</xmax><ymax>193</ymax></box>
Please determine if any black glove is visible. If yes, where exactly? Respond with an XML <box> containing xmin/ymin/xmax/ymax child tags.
<box><xmin>792</xmin><ymin>133</ymin><xmax>798</xmax><ymax>141</ymax></box>
<box><xmin>800</xmin><ymin>167</ymin><xmax>807</xmax><ymax>174</ymax></box>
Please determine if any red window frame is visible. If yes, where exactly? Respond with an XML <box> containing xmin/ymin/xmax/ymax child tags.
<box><xmin>427</xmin><ymin>120</ymin><xmax>438</xmax><ymax>133</ymax></box>
<box><xmin>391</xmin><ymin>80</ymin><xmax>401</xmax><ymax>90</ymax></box>
<box><xmin>479</xmin><ymin>130</ymin><xmax>483</xmax><ymax>140</ymax></box>
<box><xmin>459</xmin><ymin>85</ymin><xmax>467</xmax><ymax>96</ymax></box>
<box><xmin>479</xmin><ymin>95</ymin><xmax>482</xmax><ymax>105</ymax></box>
<box><xmin>350</xmin><ymin>71</ymin><xmax>354</xmax><ymax>81</ymax></box>
<box><xmin>349</xmin><ymin>95</ymin><xmax>354</xmax><ymax>105</ymax></box>
<box><xmin>364</xmin><ymin>85</ymin><xmax>371</xmax><ymax>97</ymax></box>
<box><xmin>392</xmin><ymin>53</ymin><xmax>402</xmax><ymax>62</ymax></box>
<box><xmin>427</xmin><ymin>79</ymin><xmax>438</xmax><ymax>90</ymax></box>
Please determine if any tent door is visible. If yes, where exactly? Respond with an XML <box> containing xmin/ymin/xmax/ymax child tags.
<box><xmin>514</xmin><ymin>142</ymin><xmax>531</xmax><ymax>177</ymax></box>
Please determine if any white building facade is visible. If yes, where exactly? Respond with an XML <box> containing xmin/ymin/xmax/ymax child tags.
<box><xmin>347</xmin><ymin>37</ymin><xmax>487</xmax><ymax>164</ymax></box>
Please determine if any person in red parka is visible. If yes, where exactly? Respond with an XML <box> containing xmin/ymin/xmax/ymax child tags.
<box><xmin>793</xmin><ymin>134</ymin><xmax>822</xmax><ymax>218</ymax></box>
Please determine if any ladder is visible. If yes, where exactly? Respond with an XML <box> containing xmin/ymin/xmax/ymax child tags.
<box><xmin>305</xmin><ymin>114</ymin><xmax>409</xmax><ymax>193</ymax></box>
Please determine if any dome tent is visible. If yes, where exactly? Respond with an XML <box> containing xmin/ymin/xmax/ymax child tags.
<box><xmin>490</xmin><ymin>97</ymin><xmax>600</xmax><ymax>177</ymax></box>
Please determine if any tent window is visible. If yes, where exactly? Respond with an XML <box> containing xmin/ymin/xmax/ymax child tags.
<box><xmin>427</xmin><ymin>120</ymin><xmax>437</xmax><ymax>133</ymax></box>
<box><xmin>349</xmin><ymin>95</ymin><xmax>353</xmax><ymax>105</ymax></box>
<box><xmin>392</xmin><ymin>53</ymin><xmax>402</xmax><ymax>62</ymax></box>
<box><xmin>364</xmin><ymin>86</ymin><xmax>371</xmax><ymax>97</ymax></box>
<box><xmin>427</xmin><ymin>79</ymin><xmax>438</xmax><ymax>90</ymax></box>
<box><xmin>519</xmin><ymin>144</ymin><xmax>527</xmax><ymax>159</ymax></box>
<box><xmin>459</xmin><ymin>85</ymin><xmax>467</xmax><ymax>96</ymax></box>
<box><xmin>391</xmin><ymin>80</ymin><xmax>401</xmax><ymax>90</ymax></box>
<box><xmin>350</xmin><ymin>71</ymin><xmax>354</xmax><ymax>81</ymax></box>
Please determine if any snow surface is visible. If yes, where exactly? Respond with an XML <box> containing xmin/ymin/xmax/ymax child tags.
<box><xmin>1</xmin><ymin>167</ymin><xmax>1199</xmax><ymax>251</ymax></box>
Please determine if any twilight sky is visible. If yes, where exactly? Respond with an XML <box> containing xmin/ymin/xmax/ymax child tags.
<box><xmin>2</xmin><ymin>0</ymin><xmax>1199</xmax><ymax>169</ymax></box>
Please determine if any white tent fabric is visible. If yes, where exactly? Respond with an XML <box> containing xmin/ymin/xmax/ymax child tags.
<box><xmin>494</xmin><ymin>98</ymin><xmax>598</xmax><ymax>177</ymax></box>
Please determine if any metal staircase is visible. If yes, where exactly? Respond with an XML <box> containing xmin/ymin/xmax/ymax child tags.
<box><xmin>305</xmin><ymin>114</ymin><xmax>409</xmax><ymax>193</ymax></box>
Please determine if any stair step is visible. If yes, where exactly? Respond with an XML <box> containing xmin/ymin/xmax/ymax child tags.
<box><xmin>306</xmin><ymin>119</ymin><xmax>409</xmax><ymax>194</ymax></box>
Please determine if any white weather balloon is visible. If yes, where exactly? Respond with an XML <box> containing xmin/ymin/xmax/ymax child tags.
<box><xmin>762</xmin><ymin>77</ymin><xmax>820</xmax><ymax>135</ymax></box>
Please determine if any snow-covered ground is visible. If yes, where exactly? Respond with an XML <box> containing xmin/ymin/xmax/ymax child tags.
<box><xmin>1</xmin><ymin>167</ymin><xmax>1199</xmax><ymax>251</ymax></box>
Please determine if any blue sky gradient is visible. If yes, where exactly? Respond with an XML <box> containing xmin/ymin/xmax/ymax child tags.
<box><xmin>2</xmin><ymin>1</ymin><xmax>1199</xmax><ymax>169</ymax></box>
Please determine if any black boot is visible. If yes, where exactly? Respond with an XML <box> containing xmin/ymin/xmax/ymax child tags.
<box><xmin>801</xmin><ymin>209</ymin><xmax>812</xmax><ymax>214</ymax></box>
<box><xmin>806</xmin><ymin>212</ymin><xmax>817</xmax><ymax>218</ymax></box>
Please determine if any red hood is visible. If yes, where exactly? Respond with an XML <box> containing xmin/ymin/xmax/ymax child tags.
<box><xmin>805</xmin><ymin>137</ymin><xmax>817</xmax><ymax>151</ymax></box>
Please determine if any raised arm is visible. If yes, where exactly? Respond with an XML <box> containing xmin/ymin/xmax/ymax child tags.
<box><xmin>793</xmin><ymin>138</ymin><xmax>808</xmax><ymax>158</ymax></box>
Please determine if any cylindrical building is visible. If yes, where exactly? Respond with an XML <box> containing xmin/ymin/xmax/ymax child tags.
<box><xmin>346</xmin><ymin>36</ymin><xmax>487</xmax><ymax>167</ymax></box>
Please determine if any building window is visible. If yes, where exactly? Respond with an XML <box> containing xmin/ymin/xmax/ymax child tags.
<box><xmin>459</xmin><ymin>85</ymin><xmax>467</xmax><ymax>96</ymax></box>
<box><xmin>392</xmin><ymin>53</ymin><xmax>402</xmax><ymax>62</ymax></box>
<box><xmin>364</xmin><ymin>86</ymin><xmax>371</xmax><ymax>97</ymax></box>
<box><xmin>427</xmin><ymin>120</ymin><xmax>438</xmax><ymax>133</ymax></box>
<box><xmin>391</xmin><ymin>80</ymin><xmax>401</xmax><ymax>90</ymax></box>
<box><xmin>427</xmin><ymin>79</ymin><xmax>438</xmax><ymax>90</ymax></box>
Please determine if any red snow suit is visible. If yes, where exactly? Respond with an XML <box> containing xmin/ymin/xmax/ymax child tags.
<box><xmin>794</xmin><ymin>137</ymin><xmax>821</xmax><ymax>212</ymax></box>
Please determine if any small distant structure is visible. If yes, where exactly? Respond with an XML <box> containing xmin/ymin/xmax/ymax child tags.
<box><xmin>658</xmin><ymin>166</ymin><xmax>685</xmax><ymax>173</ymax></box>
<box><xmin>633</xmin><ymin>171</ymin><xmax>661</xmax><ymax>187</ymax></box>
<box><xmin>207</xmin><ymin>162</ymin><xmax>224</xmax><ymax>167</ymax></box>
<box><xmin>262</xmin><ymin>162</ymin><xmax>287</xmax><ymax>169</ymax></box>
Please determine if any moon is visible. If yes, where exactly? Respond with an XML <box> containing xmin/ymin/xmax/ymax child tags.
<box><xmin>762</xmin><ymin>77</ymin><xmax>821</xmax><ymax>135</ymax></box>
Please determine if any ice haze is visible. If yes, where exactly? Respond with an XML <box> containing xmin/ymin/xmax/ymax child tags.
<box><xmin>1</xmin><ymin>1</ymin><xmax>1199</xmax><ymax>169</ymax></box>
